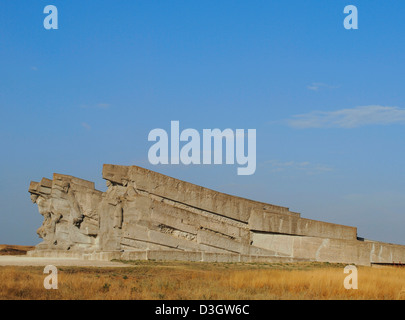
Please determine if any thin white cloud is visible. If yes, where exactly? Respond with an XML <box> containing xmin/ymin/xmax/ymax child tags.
<box><xmin>265</xmin><ymin>160</ymin><xmax>333</xmax><ymax>175</ymax></box>
<box><xmin>80</xmin><ymin>103</ymin><xmax>110</xmax><ymax>109</ymax></box>
<box><xmin>307</xmin><ymin>82</ymin><xmax>339</xmax><ymax>91</ymax></box>
<box><xmin>81</xmin><ymin>122</ymin><xmax>91</xmax><ymax>131</ymax></box>
<box><xmin>96</xmin><ymin>103</ymin><xmax>110</xmax><ymax>109</ymax></box>
<box><xmin>287</xmin><ymin>105</ymin><xmax>405</xmax><ymax>128</ymax></box>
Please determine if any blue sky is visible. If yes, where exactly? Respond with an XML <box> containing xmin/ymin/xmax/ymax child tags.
<box><xmin>1</xmin><ymin>0</ymin><xmax>405</xmax><ymax>245</ymax></box>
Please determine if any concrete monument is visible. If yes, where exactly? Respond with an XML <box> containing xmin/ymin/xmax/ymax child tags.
<box><xmin>28</xmin><ymin>164</ymin><xmax>405</xmax><ymax>266</ymax></box>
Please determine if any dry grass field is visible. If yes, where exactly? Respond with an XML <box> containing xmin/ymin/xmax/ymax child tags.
<box><xmin>1</xmin><ymin>260</ymin><xmax>405</xmax><ymax>300</ymax></box>
<box><xmin>0</xmin><ymin>245</ymin><xmax>34</xmax><ymax>256</ymax></box>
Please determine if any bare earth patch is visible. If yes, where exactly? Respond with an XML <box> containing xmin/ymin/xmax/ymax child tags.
<box><xmin>0</xmin><ymin>245</ymin><xmax>35</xmax><ymax>256</ymax></box>
<box><xmin>0</xmin><ymin>256</ymin><xmax>126</xmax><ymax>267</ymax></box>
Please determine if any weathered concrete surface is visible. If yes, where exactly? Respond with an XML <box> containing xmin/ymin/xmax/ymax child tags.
<box><xmin>27</xmin><ymin>164</ymin><xmax>405</xmax><ymax>266</ymax></box>
<box><xmin>365</xmin><ymin>240</ymin><xmax>405</xmax><ymax>264</ymax></box>
<box><xmin>102</xmin><ymin>164</ymin><xmax>298</xmax><ymax>220</ymax></box>
<box><xmin>29</xmin><ymin>173</ymin><xmax>102</xmax><ymax>252</ymax></box>
<box><xmin>248</xmin><ymin>210</ymin><xmax>357</xmax><ymax>240</ymax></box>
<box><xmin>251</xmin><ymin>233</ymin><xmax>372</xmax><ymax>265</ymax></box>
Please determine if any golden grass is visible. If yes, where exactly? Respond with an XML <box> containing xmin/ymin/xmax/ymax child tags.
<box><xmin>0</xmin><ymin>261</ymin><xmax>404</xmax><ymax>300</ymax></box>
<box><xmin>0</xmin><ymin>245</ymin><xmax>34</xmax><ymax>256</ymax></box>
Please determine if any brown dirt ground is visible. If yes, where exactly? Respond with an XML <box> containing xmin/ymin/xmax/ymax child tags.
<box><xmin>0</xmin><ymin>245</ymin><xmax>35</xmax><ymax>256</ymax></box>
